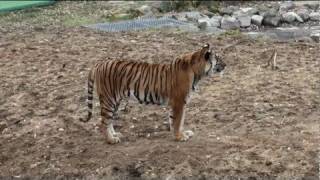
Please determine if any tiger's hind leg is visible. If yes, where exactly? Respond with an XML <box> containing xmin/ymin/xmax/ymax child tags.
<box><xmin>99</xmin><ymin>97</ymin><xmax>122</xmax><ymax>144</ymax></box>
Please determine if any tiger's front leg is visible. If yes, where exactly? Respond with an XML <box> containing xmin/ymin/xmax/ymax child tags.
<box><xmin>171</xmin><ymin>102</ymin><xmax>194</xmax><ymax>141</ymax></box>
<box><xmin>99</xmin><ymin>97</ymin><xmax>123</xmax><ymax>144</ymax></box>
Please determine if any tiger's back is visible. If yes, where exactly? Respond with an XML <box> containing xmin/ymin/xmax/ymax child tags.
<box><xmin>94</xmin><ymin>60</ymin><xmax>172</xmax><ymax>107</ymax></box>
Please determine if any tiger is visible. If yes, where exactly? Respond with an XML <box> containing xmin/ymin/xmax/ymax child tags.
<box><xmin>79</xmin><ymin>44</ymin><xmax>226</xmax><ymax>144</ymax></box>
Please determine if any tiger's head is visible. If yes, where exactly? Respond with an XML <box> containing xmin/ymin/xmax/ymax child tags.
<box><xmin>183</xmin><ymin>43</ymin><xmax>226</xmax><ymax>90</ymax></box>
<box><xmin>188</xmin><ymin>43</ymin><xmax>226</xmax><ymax>76</ymax></box>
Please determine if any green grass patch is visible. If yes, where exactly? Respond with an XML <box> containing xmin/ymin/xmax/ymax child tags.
<box><xmin>62</xmin><ymin>15</ymin><xmax>97</xmax><ymax>27</ymax></box>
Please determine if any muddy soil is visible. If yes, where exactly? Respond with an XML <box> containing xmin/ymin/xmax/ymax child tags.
<box><xmin>0</xmin><ymin>27</ymin><xmax>319</xmax><ymax>179</ymax></box>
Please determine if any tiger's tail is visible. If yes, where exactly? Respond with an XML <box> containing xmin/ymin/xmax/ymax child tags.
<box><xmin>79</xmin><ymin>68</ymin><xmax>95</xmax><ymax>122</ymax></box>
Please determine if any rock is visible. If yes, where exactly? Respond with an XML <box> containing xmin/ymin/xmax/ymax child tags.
<box><xmin>219</xmin><ymin>6</ymin><xmax>239</xmax><ymax>16</ymax></box>
<box><xmin>259</xmin><ymin>8</ymin><xmax>278</xmax><ymax>18</ymax></box>
<box><xmin>210</xmin><ymin>16</ymin><xmax>222</xmax><ymax>27</ymax></box>
<box><xmin>251</xmin><ymin>15</ymin><xmax>264</xmax><ymax>26</ymax></box>
<box><xmin>233</xmin><ymin>7</ymin><xmax>258</xmax><ymax>16</ymax></box>
<box><xmin>137</xmin><ymin>5</ymin><xmax>153</xmax><ymax>16</ymax></box>
<box><xmin>237</xmin><ymin>15</ymin><xmax>251</xmax><ymax>27</ymax></box>
<box><xmin>185</xmin><ymin>11</ymin><xmax>207</xmax><ymax>22</ymax></box>
<box><xmin>281</xmin><ymin>12</ymin><xmax>296</xmax><ymax>23</ymax></box>
<box><xmin>197</xmin><ymin>16</ymin><xmax>221</xmax><ymax>30</ymax></box>
<box><xmin>295</xmin><ymin>14</ymin><xmax>304</xmax><ymax>23</ymax></box>
<box><xmin>296</xmin><ymin>8</ymin><xmax>310</xmax><ymax>21</ymax></box>
<box><xmin>171</xmin><ymin>14</ymin><xmax>188</xmax><ymax>22</ymax></box>
<box><xmin>279</xmin><ymin>1</ymin><xmax>295</xmax><ymax>12</ymax></box>
<box><xmin>309</xmin><ymin>12</ymin><xmax>320</xmax><ymax>21</ymax></box>
<box><xmin>303</xmin><ymin>2</ymin><xmax>320</xmax><ymax>10</ymax></box>
<box><xmin>221</xmin><ymin>16</ymin><xmax>240</xmax><ymax>30</ymax></box>
<box><xmin>282</xmin><ymin>12</ymin><xmax>303</xmax><ymax>23</ymax></box>
<box><xmin>202</xmin><ymin>9</ymin><xmax>215</xmax><ymax>18</ymax></box>
<box><xmin>310</xmin><ymin>30</ymin><xmax>320</xmax><ymax>42</ymax></box>
<box><xmin>0</xmin><ymin>122</ymin><xmax>7</xmax><ymax>133</ymax></box>
<box><xmin>240</xmin><ymin>7</ymin><xmax>259</xmax><ymax>15</ymax></box>
<box><xmin>198</xmin><ymin>21</ymin><xmax>207</xmax><ymax>30</ymax></box>
<box><xmin>263</xmin><ymin>16</ymin><xmax>281</xmax><ymax>27</ymax></box>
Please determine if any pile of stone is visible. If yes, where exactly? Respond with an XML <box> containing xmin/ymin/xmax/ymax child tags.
<box><xmin>193</xmin><ymin>1</ymin><xmax>320</xmax><ymax>31</ymax></box>
<box><xmin>131</xmin><ymin>1</ymin><xmax>319</xmax><ymax>31</ymax></box>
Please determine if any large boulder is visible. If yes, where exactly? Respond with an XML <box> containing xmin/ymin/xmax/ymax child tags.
<box><xmin>309</xmin><ymin>12</ymin><xmax>320</xmax><ymax>21</ymax></box>
<box><xmin>210</xmin><ymin>16</ymin><xmax>222</xmax><ymax>27</ymax></box>
<box><xmin>197</xmin><ymin>16</ymin><xmax>221</xmax><ymax>30</ymax></box>
<box><xmin>237</xmin><ymin>15</ymin><xmax>251</xmax><ymax>27</ymax></box>
<box><xmin>251</xmin><ymin>15</ymin><xmax>264</xmax><ymax>26</ymax></box>
<box><xmin>296</xmin><ymin>8</ymin><xmax>310</xmax><ymax>21</ymax></box>
<box><xmin>282</xmin><ymin>11</ymin><xmax>303</xmax><ymax>23</ymax></box>
<box><xmin>221</xmin><ymin>16</ymin><xmax>240</xmax><ymax>30</ymax></box>
<box><xmin>263</xmin><ymin>16</ymin><xmax>281</xmax><ymax>27</ymax></box>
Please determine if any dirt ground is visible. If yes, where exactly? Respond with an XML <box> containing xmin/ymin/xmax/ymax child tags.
<box><xmin>0</xmin><ymin>23</ymin><xmax>319</xmax><ymax>179</ymax></box>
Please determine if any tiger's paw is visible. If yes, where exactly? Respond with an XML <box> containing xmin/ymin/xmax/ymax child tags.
<box><xmin>184</xmin><ymin>130</ymin><xmax>194</xmax><ymax>138</ymax></box>
<box><xmin>106</xmin><ymin>136</ymin><xmax>121</xmax><ymax>144</ymax></box>
<box><xmin>113</xmin><ymin>132</ymin><xmax>123</xmax><ymax>138</ymax></box>
<box><xmin>175</xmin><ymin>130</ymin><xmax>194</xmax><ymax>142</ymax></box>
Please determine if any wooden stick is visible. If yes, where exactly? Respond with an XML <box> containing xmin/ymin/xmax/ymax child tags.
<box><xmin>272</xmin><ymin>50</ymin><xmax>277</xmax><ymax>70</ymax></box>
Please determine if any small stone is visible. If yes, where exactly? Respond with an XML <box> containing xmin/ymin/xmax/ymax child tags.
<box><xmin>280</xmin><ymin>1</ymin><xmax>295</xmax><ymax>12</ymax></box>
<box><xmin>0</xmin><ymin>122</ymin><xmax>7</xmax><ymax>133</ymax></box>
<box><xmin>137</xmin><ymin>5</ymin><xmax>153</xmax><ymax>16</ymax></box>
<box><xmin>67</xmin><ymin>104</ymin><xmax>77</xmax><ymax>111</ymax></box>
<box><xmin>259</xmin><ymin>8</ymin><xmax>278</xmax><ymax>18</ymax></box>
<box><xmin>265</xmin><ymin>161</ymin><xmax>272</xmax><ymax>166</ymax></box>
<box><xmin>310</xmin><ymin>30</ymin><xmax>320</xmax><ymax>43</ymax></box>
<box><xmin>309</xmin><ymin>12</ymin><xmax>320</xmax><ymax>21</ymax></box>
<box><xmin>219</xmin><ymin>6</ymin><xmax>239</xmax><ymax>16</ymax></box>
<box><xmin>58</xmin><ymin>128</ymin><xmax>64</xmax><ymax>132</ymax></box>
<box><xmin>251</xmin><ymin>15</ymin><xmax>264</xmax><ymax>26</ymax></box>
<box><xmin>184</xmin><ymin>11</ymin><xmax>207</xmax><ymax>22</ymax></box>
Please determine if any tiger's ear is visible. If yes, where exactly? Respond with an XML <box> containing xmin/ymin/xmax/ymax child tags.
<box><xmin>201</xmin><ymin>43</ymin><xmax>211</xmax><ymax>61</ymax></box>
<box><xmin>201</xmin><ymin>44</ymin><xmax>210</xmax><ymax>53</ymax></box>
<box><xmin>191</xmin><ymin>44</ymin><xmax>210</xmax><ymax>64</ymax></box>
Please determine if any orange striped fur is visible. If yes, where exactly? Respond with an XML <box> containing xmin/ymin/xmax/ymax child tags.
<box><xmin>80</xmin><ymin>44</ymin><xmax>226</xmax><ymax>144</ymax></box>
